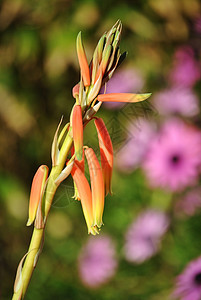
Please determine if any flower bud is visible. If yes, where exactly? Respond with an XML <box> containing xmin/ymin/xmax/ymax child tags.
<box><xmin>85</xmin><ymin>148</ymin><xmax>105</xmax><ymax>228</ymax></box>
<box><xmin>27</xmin><ymin>165</ymin><xmax>49</xmax><ymax>226</ymax></box>
<box><xmin>94</xmin><ymin>118</ymin><xmax>113</xmax><ymax>195</ymax></box>
<box><xmin>76</xmin><ymin>32</ymin><xmax>91</xmax><ymax>87</ymax></box>
<box><xmin>72</xmin><ymin>105</ymin><xmax>83</xmax><ymax>161</ymax></box>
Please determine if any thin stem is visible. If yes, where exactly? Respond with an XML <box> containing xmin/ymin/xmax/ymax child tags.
<box><xmin>12</xmin><ymin>128</ymin><xmax>73</xmax><ymax>300</ymax></box>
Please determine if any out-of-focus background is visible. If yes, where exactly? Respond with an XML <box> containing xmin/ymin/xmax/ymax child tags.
<box><xmin>1</xmin><ymin>0</ymin><xmax>201</xmax><ymax>299</ymax></box>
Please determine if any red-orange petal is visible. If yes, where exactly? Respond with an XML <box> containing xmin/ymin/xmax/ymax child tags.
<box><xmin>94</xmin><ymin>118</ymin><xmax>113</xmax><ymax>195</ymax></box>
<box><xmin>97</xmin><ymin>93</ymin><xmax>152</xmax><ymax>102</ymax></box>
<box><xmin>85</xmin><ymin>148</ymin><xmax>105</xmax><ymax>228</ymax></box>
<box><xmin>27</xmin><ymin>165</ymin><xmax>49</xmax><ymax>226</ymax></box>
<box><xmin>76</xmin><ymin>32</ymin><xmax>91</xmax><ymax>87</ymax></box>
<box><xmin>71</xmin><ymin>163</ymin><xmax>98</xmax><ymax>235</ymax></box>
<box><xmin>72</xmin><ymin>105</ymin><xmax>83</xmax><ymax>161</ymax></box>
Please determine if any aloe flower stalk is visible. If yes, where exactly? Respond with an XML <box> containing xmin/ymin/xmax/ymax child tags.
<box><xmin>12</xmin><ymin>21</ymin><xmax>151</xmax><ymax>300</ymax></box>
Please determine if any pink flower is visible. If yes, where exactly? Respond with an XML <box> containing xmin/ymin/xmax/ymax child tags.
<box><xmin>174</xmin><ymin>256</ymin><xmax>201</xmax><ymax>300</ymax></box>
<box><xmin>153</xmin><ymin>87</ymin><xmax>199</xmax><ymax>117</ymax></box>
<box><xmin>169</xmin><ymin>46</ymin><xmax>201</xmax><ymax>88</ymax></box>
<box><xmin>78</xmin><ymin>236</ymin><xmax>118</xmax><ymax>288</ymax></box>
<box><xmin>124</xmin><ymin>210</ymin><xmax>169</xmax><ymax>264</ymax></box>
<box><xmin>143</xmin><ymin>118</ymin><xmax>201</xmax><ymax>191</ymax></box>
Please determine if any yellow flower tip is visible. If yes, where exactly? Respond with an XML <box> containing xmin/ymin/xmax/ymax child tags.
<box><xmin>76</xmin><ymin>31</ymin><xmax>91</xmax><ymax>87</ymax></box>
<box><xmin>89</xmin><ymin>225</ymin><xmax>100</xmax><ymax>235</ymax></box>
<box><xmin>27</xmin><ymin>165</ymin><xmax>49</xmax><ymax>226</ymax></box>
<box><xmin>26</xmin><ymin>218</ymin><xmax>32</xmax><ymax>226</ymax></box>
<box><xmin>85</xmin><ymin>148</ymin><xmax>105</xmax><ymax>229</ymax></box>
<box><xmin>97</xmin><ymin>92</ymin><xmax>152</xmax><ymax>103</ymax></box>
<box><xmin>72</xmin><ymin>105</ymin><xmax>83</xmax><ymax>161</ymax></box>
<box><xmin>94</xmin><ymin>118</ymin><xmax>113</xmax><ymax>196</ymax></box>
<box><xmin>72</xmin><ymin>181</ymin><xmax>81</xmax><ymax>201</ymax></box>
<box><xmin>93</xmin><ymin>219</ymin><xmax>104</xmax><ymax>229</ymax></box>
<box><xmin>142</xmin><ymin>93</ymin><xmax>152</xmax><ymax>100</ymax></box>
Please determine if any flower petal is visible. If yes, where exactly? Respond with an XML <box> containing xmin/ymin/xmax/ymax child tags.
<box><xmin>72</xmin><ymin>105</ymin><xmax>83</xmax><ymax>161</ymax></box>
<box><xmin>85</xmin><ymin>148</ymin><xmax>105</xmax><ymax>228</ymax></box>
<box><xmin>71</xmin><ymin>162</ymin><xmax>99</xmax><ymax>235</ymax></box>
<box><xmin>27</xmin><ymin>165</ymin><xmax>49</xmax><ymax>226</ymax></box>
<box><xmin>71</xmin><ymin>146</ymin><xmax>84</xmax><ymax>200</ymax></box>
<box><xmin>94</xmin><ymin>118</ymin><xmax>113</xmax><ymax>195</ymax></box>
<box><xmin>97</xmin><ymin>93</ymin><xmax>152</xmax><ymax>102</ymax></box>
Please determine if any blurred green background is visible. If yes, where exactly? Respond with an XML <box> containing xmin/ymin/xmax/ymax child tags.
<box><xmin>0</xmin><ymin>0</ymin><xmax>201</xmax><ymax>299</ymax></box>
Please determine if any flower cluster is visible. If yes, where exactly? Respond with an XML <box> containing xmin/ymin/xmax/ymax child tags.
<box><xmin>26</xmin><ymin>21</ymin><xmax>151</xmax><ymax>235</ymax></box>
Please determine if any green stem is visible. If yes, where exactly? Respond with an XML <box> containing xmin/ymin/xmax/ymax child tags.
<box><xmin>12</xmin><ymin>128</ymin><xmax>73</xmax><ymax>300</ymax></box>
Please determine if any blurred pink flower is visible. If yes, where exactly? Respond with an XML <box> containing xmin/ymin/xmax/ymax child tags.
<box><xmin>100</xmin><ymin>68</ymin><xmax>145</xmax><ymax>109</ymax></box>
<box><xmin>142</xmin><ymin>118</ymin><xmax>201</xmax><ymax>191</ymax></box>
<box><xmin>116</xmin><ymin>118</ymin><xmax>156</xmax><ymax>172</ymax></box>
<box><xmin>78</xmin><ymin>236</ymin><xmax>117</xmax><ymax>288</ymax></box>
<box><xmin>124</xmin><ymin>210</ymin><xmax>169</xmax><ymax>264</ymax></box>
<box><xmin>169</xmin><ymin>46</ymin><xmax>201</xmax><ymax>88</ymax></box>
<box><xmin>175</xmin><ymin>187</ymin><xmax>201</xmax><ymax>216</ymax></box>
<box><xmin>174</xmin><ymin>256</ymin><xmax>201</xmax><ymax>300</ymax></box>
<box><xmin>153</xmin><ymin>87</ymin><xmax>199</xmax><ymax>117</ymax></box>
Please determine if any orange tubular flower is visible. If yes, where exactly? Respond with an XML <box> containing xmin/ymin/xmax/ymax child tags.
<box><xmin>97</xmin><ymin>93</ymin><xmax>152</xmax><ymax>103</ymax></box>
<box><xmin>71</xmin><ymin>163</ymin><xmax>99</xmax><ymax>235</ymax></box>
<box><xmin>94</xmin><ymin>118</ymin><xmax>113</xmax><ymax>195</ymax></box>
<box><xmin>85</xmin><ymin>148</ymin><xmax>105</xmax><ymax>228</ymax></box>
<box><xmin>27</xmin><ymin>165</ymin><xmax>49</xmax><ymax>226</ymax></box>
<box><xmin>76</xmin><ymin>32</ymin><xmax>91</xmax><ymax>87</ymax></box>
<box><xmin>72</xmin><ymin>105</ymin><xmax>83</xmax><ymax>161</ymax></box>
<box><xmin>71</xmin><ymin>146</ymin><xmax>84</xmax><ymax>200</ymax></box>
